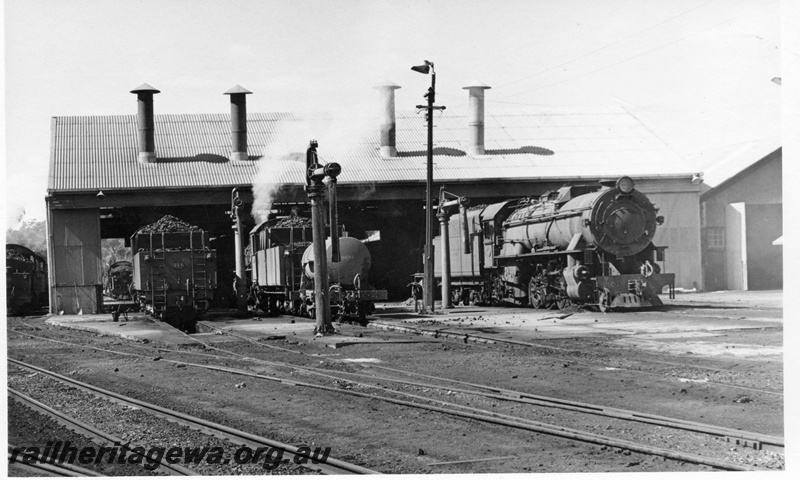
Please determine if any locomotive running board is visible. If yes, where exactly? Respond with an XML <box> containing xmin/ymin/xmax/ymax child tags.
<box><xmin>495</xmin><ymin>249</ymin><xmax>583</xmax><ymax>260</ymax></box>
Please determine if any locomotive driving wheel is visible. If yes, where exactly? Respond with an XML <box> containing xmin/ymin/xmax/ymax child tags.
<box><xmin>555</xmin><ymin>279</ymin><xmax>571</xmax><ymax>310</ymax></box>
<box><xmin>556</xmin><ymin>294</ymin><xmax>571</xmax><ymax>310</ymax></box>
<box><xmin>598</xmin><ymin>288</ymin><xmax>612</xmax><ymax>313</ymax></box>
<box><xmin>529</xmin><ymin>280</ymin><xmax>543</xmax><ymax>308</ymax></box>
<box><xmin>543</xmin><ymin>289</ymin><xmax>555</xmax><ymax>309</ymax></box>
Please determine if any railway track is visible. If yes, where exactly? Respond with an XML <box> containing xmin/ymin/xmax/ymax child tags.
<box><xmin>8</xmin><ymin>444</ymin><xmax>104</xmax><ymax>477</ymax></box>
<box><xmin>8</xmin><ymin>389</ymin><xmax>198</xmax><ymax>476</ymax></box>
<box><xmin>8</xmin><ymin>357</ymin><xmax>381</xmax><ymax>476</ymax></box>
<box><xmin>365</xmin><ymin>321</ymin><xmax>784</xmax><ymax>396</ymax></box>
<box><xmin>8</xmin><ymin>327</ymin><xmax>783</xmax><ymax>471</ymax></box>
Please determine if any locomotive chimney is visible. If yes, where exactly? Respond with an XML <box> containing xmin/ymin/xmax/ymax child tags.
<box><xmin>373</xmin><ymin>80</ymin><xmax>401</xmax><ymax>158</ymax></box>
<box><xmin>224</xmin><ymin>85</ymin><xmax>253</xmax><ymax>163</ymax></box>
<box><xmin>463</xmin><ymin>82</ymin><xmax>491</xmax><ymax>155</ymax></box>
<box><xmin>130</xmin><ymin>83</ymin><xmax>160</xmax><ymax>164</ymax></box>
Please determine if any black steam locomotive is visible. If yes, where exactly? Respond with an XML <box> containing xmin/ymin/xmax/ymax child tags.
<box><xmin>247</xmin><ymin>216</ymin><xmax>387</xmax><ymax>324</ymax></box>
<box><xmin>105</xmin><ymin>261</ymin><xmax>133</xmax><ymax>300</ymax></box>
<box><xmin>6</xmin><ymin>244</ymin><xmax>48</xmax><ymax>315</ymax></box>
<box><xmin>435</xmin><ymin>177</ymin><xmax>675</xmax><ymax>311</ymax></box>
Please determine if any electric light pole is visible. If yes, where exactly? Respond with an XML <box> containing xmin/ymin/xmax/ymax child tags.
<box><xmin>411</xmin><ymin>60</ymin><xmax>445</xmax><ymax>313</ymax></box>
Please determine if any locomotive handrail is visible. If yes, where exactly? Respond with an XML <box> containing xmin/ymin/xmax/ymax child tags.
<box><xmin>494</xmin><ymin>249</ymin><xmax>586</xmax><ymax>259</ymax></box>
<box><xmin>504</xmin><ymin>206</ymin><xmax>592</xmax><ymax>227</ymax></box>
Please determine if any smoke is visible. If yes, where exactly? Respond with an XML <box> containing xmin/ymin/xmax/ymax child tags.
<box><xmin>251</xmin><ymin>146</ymin><xmax>305</xmax><ymax>223</ymax></box>
<box><xmin>251</xmin><ymin>95</ymin><xmax>379</xmax><ymax>223</ymax></box>
<box><xmin>6</xmin><ymin>218</ymin><xmax>47</xmax><ymax>257</ymax></box>
<box><xmin>6</xmin><ymin>205</ymin><xmax>26</xmax><ymax>230</ymax></box>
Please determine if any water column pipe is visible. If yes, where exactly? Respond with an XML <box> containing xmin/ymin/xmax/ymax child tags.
<box><xmin>305</xmin><ymin>141</ymin><xmax>342</xmax><ymax>335</ymax></box>
<box><xmin>437</xmin><ymin>188</ymin><xmax>470</xmax><ymax>309</ymax></box>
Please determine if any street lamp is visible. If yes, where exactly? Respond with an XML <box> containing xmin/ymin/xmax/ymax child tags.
<box><xmin>411</xmin><ymin>60</ymin><xmax>445</xmax><ymax>314</ymax></box>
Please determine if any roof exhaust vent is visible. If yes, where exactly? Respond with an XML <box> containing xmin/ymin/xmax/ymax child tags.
<box><xmin>373</xmin><ymin>81</ymin><xmax>401</xmax><ymax>158</ymax></box>
<box><xmin>224</xmin><ymin>85</ymin><xmax>253</xmax><ymax>163</ymax></box>
<box><xmin>130</xmin><ymin>83</ymin><xmax>160</xmax><ymax>164</ymax></box>
<box><xmin>462</xmin><ymin>82</ymin><xmax>491</xmax><ymax>156</ymax></box>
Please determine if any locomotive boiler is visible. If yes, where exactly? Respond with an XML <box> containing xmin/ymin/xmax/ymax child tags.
<box><xmin>130</xmin><ymin>216</ymin><xmax>217</xmax><ymax>332</ymax></box>
<box><xmin>247</xmin><ymin>217</ymin><xmax>387</xmax><ymax>324</ymax></box>
<box><xmin>435</xmin><ymin>177</ymin><xmax>675</xmax><ymax>311</ymax></box>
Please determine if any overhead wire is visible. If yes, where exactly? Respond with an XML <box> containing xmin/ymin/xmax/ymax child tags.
<box><xmin>494</xmin><ymin>1</ymin><xmax>776</xmax><ymax>102</ymax></box>
<box><xmin>494</xmin><ymin>0</ymin><xmax>715</xmax><ymax>91</ymax></box>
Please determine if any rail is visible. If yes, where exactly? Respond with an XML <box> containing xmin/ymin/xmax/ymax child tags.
<box><xmin>8</xmin><ymin>358</ymin><xmax>380</xmax><ymax>475</ymax></box>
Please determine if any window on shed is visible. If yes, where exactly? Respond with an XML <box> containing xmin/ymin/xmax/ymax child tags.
<box><xmin>705</xmin><ymin>227</ymin><xmax>725</xmax><ymax>251</ymax></box>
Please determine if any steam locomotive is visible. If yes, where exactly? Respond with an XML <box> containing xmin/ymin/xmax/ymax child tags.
<box><xmin>105</xmin><ymin>261</ymin><xmax>133</xmax><ymax>300</ymax></box>
<box><xmin>6</xmin><ymin>244</ymin><xmax>48</xmax><ymax>315</ymax></box>
<box><xmin>247</xmin><ymin>217</ymin><xmax>387</xmax><ymax>324</ymax></box>
<box><xmin>130</xmin><ymin>217</ymin><xmax>218</xmax><ymax>331</ymax></box>
<box><xmin>435</xmin><ymin>177</ymin><xmax>675</xmax><ymax>311</ymax></box>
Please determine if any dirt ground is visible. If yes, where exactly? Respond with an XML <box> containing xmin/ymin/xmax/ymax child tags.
<box><xmin>6</xmin><ymin>290</ymin><xmax>786</xmax><ymax>474</ymax></box>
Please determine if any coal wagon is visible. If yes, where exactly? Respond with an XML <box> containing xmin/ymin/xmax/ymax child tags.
<box><xmin>131</xmin><ymin>216</ymin><xmax>217</xmax><ymax>331</ymax></box>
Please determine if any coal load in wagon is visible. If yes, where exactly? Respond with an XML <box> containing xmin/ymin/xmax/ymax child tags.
<box><xmin>133</xmin><ymin>215</ymin><xmax>209</xmax><ymax>252</ymax></box>
<box><xmin>7</xmin><ymin>249</ymin><xmax>33</xmax><ymax>263</ymax></box>
<box><xmin>136</xmin><ymin>215</ymin><xmax>202</xmax><ymax>234</ymax></box>
<box><xmin>273</xmin><ymin>215</ymin><xmax>312</xmax><ymax>228</ymax></box>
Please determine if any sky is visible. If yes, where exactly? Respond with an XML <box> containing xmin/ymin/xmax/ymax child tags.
<box><xmin>2</xmin><ymin>0</ymin><xmax>789</xmax><ymax>227</ymax></box>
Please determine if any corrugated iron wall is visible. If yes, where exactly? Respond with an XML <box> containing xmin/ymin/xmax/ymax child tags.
<box><xmin>48</xmin><ymin>209</ymin><xmax>103</xmax><ymax>314</ymax></box>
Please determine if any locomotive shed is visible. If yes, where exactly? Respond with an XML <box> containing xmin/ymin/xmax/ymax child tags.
<box><xmin>45</xmin><ymin>82</ymin><xmax>705</xmax><ymax>316</ymax></box>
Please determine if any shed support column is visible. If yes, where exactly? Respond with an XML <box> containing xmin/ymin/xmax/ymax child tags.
<box><xmin>439</xmin><ymin>213</ymin><xmax>452</xmax><ymax>308</ymax></box>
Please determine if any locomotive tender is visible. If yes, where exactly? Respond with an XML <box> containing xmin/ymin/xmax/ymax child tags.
<box><xmin>247</xmin><ymin>217</ymin><xmax>387</xmax><ymax>324</ymax></box>
<box><xmin>436</xmin><ymin>177</ymin><xmax>675</xmax><ymax>311</ymax></box>
<box><xmin>130</xmin><ymin>217</ymin><xmax>217</xmax><ymax>331</ymax></box>
<box><xmin>6</xmin><ymin>244</ymin><xmax>48</xmax><ymax>315</ymax></box>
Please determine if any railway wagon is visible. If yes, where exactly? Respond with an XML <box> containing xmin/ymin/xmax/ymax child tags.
<box><xmin>130</xmin><ymin>216</ymin><xmax>217</xmax><ymax>332</ymax></box>
<box><xmin>248</xmin><ymin>217</ymin><xmax>387</xmax><ymax>324</ymax></box>
<box><xmin>6</xmin><ymin>244</ymin><xmax>48</xmax><ymax>315</ymax></box>
<box><xmin>435</xmin><ymin>177</ymin><xmax>675</xmax><ymax>311</ymax></box>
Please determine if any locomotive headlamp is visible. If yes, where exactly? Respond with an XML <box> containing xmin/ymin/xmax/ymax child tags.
<box><xmin>616</xmin><ymin>176</ymin><xmax>635</xmax><ymax>194</ymax></box>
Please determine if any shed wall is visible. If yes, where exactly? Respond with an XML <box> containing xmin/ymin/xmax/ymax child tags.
<box><xmin>48</xmin><ymin>208</ymin><xmax>103</xmax><ymax>314</ymax></box>
<box><xmin>648</xmin><ymin>191</ymin><xmax>702</xmax><ymax>290</ymax></box>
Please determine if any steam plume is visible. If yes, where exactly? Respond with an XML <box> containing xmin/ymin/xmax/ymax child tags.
<box><xmin>251</xmin><ymin>96</ymin><xmax>378</xmax><ymax>223</ymax></box>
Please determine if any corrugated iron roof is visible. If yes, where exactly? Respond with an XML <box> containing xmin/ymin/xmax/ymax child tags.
<box><xmin>48</xmin><ymin>106</ymin><xmax>695</xmax><ymax>193</ymax></box>
<box><xmin>697</xmin><ymin>137</ymin><xmax>782</xmax><ymax>188</ymax></box>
